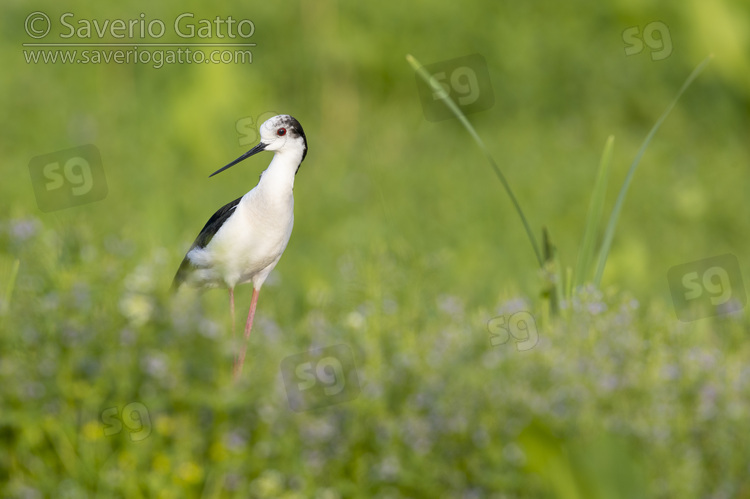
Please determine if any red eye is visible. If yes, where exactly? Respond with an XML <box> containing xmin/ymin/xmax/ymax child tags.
<box><xmin>277</xmin><ymin>128</ymin><xmax>287</xmax><ymax>136</ymax></box>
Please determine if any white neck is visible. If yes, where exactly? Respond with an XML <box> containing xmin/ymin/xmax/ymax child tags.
<box><xmin>255</xmin><ymin>148</ymin><xmax>303</xmax><ymax>198</ymax></box>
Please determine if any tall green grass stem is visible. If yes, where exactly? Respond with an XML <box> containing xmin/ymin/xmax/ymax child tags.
<box><xmin>407</xmin><ymin>54</ymin><xmax>544</xmax><ymax>268</ymax></box>
<box><xmin>593</xmin><ymin>55</ymin><xmax>714</xmax><ymax>286</ymax></box>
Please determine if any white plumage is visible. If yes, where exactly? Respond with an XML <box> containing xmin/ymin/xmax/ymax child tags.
<box><xmin>185</xmin><ymin>156</ymin><xmax>296</xmax><ymax>289</ymax></box>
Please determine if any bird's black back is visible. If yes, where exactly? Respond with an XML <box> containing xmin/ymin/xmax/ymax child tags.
<box><xmin>171</xmin><ymin>196</ymin><xmax>243</xmax><ymax>290</ymax></box>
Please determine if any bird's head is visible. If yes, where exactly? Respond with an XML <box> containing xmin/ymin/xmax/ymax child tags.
<box><xmin>210</xmin><ymin>114</ymin><xmax>308</xmax><ymax>177</ymax></box>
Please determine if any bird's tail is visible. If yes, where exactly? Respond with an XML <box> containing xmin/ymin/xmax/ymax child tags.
<box><xmin>171</xmin><ymin>258</ymin><xmax>191</xmax><ymax>292</ymax></box>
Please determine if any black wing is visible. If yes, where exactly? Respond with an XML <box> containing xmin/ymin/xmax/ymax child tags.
<box><xmin>172</xmin><ymin>196</ymin><xmax>242</xmax><ymax>290</ymax></box>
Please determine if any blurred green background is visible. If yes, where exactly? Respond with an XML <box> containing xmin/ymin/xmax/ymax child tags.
<box><xmin>1</xmin><ymin>0</ymin><xmax>749</xmax><ymax>497</ymax></box>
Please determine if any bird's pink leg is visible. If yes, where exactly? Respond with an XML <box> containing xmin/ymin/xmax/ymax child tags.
<box><xmin>233</xmin><ymin>287</ymin><xmax>259</xmax><ymax>380</ymax></box>
<box><xmin>229</xmin><ymin>287</ymin><xmax>237</xmax><ymax>372</ymax></box>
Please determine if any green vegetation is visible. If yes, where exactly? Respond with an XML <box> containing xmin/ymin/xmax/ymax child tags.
<box><xmin>2</xmin><ymin>0</ymin><xmax>749</xmax><ymax>497</ymax></box>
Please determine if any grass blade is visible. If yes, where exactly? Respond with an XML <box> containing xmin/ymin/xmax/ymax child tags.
<box><xmin>541</xmin><ymin>227</ymin><xmax>561</xmax><ymax>313</ymax></box>
<box><xmin>574</xmin><ymin>135</ymin><xmax>614</xmax><ymax>288</ymax></box>
<box><xmin>593</xmin><ymin>55</ymin><xmax>713</xmax><ymax>286</ymax></box>
<box><xmin>407</xmin><ymin>54</ymin><xmax>543</xmax><ymax>267</ymax></box>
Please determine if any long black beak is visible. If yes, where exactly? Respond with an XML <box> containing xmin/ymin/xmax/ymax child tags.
<box><xmin>209</xmin><ymin>142</ymin><xmax>267</xmax><ymax>177</ymax></box>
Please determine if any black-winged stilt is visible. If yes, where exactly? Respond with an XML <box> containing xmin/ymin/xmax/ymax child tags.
<box><xmin>173</xmin><ymin>115</ymin><xmax>308</xmax><ymax>379</ymax></box>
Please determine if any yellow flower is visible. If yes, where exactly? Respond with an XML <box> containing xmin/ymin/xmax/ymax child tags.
<box><xmin>82</xmin><ymin>420</ymin><xmax>102</xmax><ymax>441</ymax></box>
<box><xmin>152</xmin><ymin>452</ymin><xmax>171</xmax><ymax>473</ymax></box>
<box><xmin>252</xmin><ymin>470</ymin><xmax>285</xmax><ymax>496</ymax></box>
<box><xmin>155</xmin><ymin>415</ymin><xmax>175</xmax><ymax>437</ymax></box>
<box><xmin>209</xmin><ymin>441</ymin><xmax>228</xmax><ymax>462</ymax></box>
<box><xmin>176</xmin><ymin>461</ymin><xmax>204</xmax><ymax>484</ymax></box>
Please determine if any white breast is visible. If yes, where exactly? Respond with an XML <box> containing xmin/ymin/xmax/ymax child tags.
<box><xmin>192</xmin><ymin>188</ymin><xmax>293</xmax><ymax>288</ymax></box>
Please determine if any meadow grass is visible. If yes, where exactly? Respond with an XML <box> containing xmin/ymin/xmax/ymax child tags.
<box><xmin>2</xmin><ymin>224</ymin><xmax>749</xmax><ymax>497</ymax></box>
<box><xmin>2</xmin><ymin>1</ymin><xmax>749</xmax><ymax>497</ymax></box>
